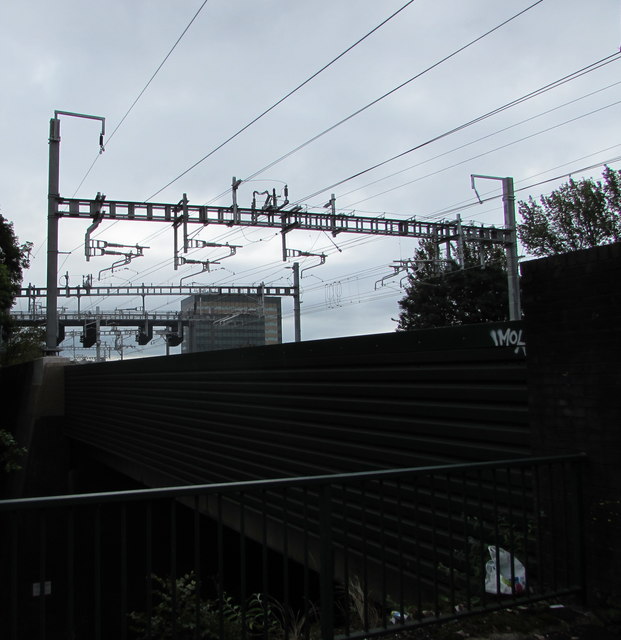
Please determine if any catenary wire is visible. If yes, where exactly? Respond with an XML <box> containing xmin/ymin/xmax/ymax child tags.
<box><xmin>336</xmin><ymin>78</ymin><xmax>621</xmax><ymax>206</ymax></box>
<box><xmin>227</xmin><ymin>1</ymin><xmax>546</xmax><ymax>196</ymax></box>
<box><xmin>145</xmin><ymin>0</ymin><xmax>419</xmax><ymax>202</ymax></box>
<box><xmin>58</xmin><ymin>43</ymin><xmax>618</xmax><ymax>284</ymax></box>
<box><xmin>70</xmin><ymin>0</ymin><xmax>212</xmax><ymax>199</ymax></box>
<box><xmin>293</xmin><ymin>52</ymin><xmax>621</xmax><ymax>204</ymax></box>
<box><xmin>342</xmin><ymin>97</ymin><xmax>621</xmax><ymax>209</ymax></box>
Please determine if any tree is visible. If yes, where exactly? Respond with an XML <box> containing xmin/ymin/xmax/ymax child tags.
<box><xmin>396</xmin><ymin>240</ymin><xmax>508</xmax><ymax>331</ymax></box>
<box><xmin>0</xmin><ymin>213</ymin><xmax>32</xmax><ymax>326</ymax></box>
<box><xmin>1</xmin><ymin>213</ymin><xmax>39</xmax><ymax>364</ymax></box>
<box><xmin>1</xmin><ymin>326</ymin><xmax>45</xmax><ymax>366</ymax></box>
<box><xmin>518</xmin><ymin>166</ymin><xmax>621</xmax><ymax>257</ymax></box>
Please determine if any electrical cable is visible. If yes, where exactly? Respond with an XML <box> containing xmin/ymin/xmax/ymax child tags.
<box><xmin>343</xmin><ymin>97</ymin><xmax>621</xmax><ymax>209</ymax></box>
<box><xmin>72</xmin><ymin>0</ymin><xmax>212</xmax><ymax>197</ymax></box>
<box><xmin>337</xmin><ymin>78</ymin><xmax>621</xmax><ymax>206</ymax></box>
<box><xmin>231</xmin><ymin>0</ymin><xmax>545</xmax><ymax>194</ymax></box>
<box><xmin>421</xmin><ymin>152</ymin><xmax>621</xmax><ymax>222</ymax></box>
<box><xmin>294</xmin><ymin>51</ymin><xmax>621</xmax><ymax>204</ymax></box>
<box><xmin>144</xmin><ymin>0</ymin><xmax>419</xmax><ymax>202</ymax></box>
<box><xmin>423</xmin><ymin>145</ymin><xmax>621</xmax><ymax>222</ymax></box>
<box><xmin>60</xmin><ymin>48</ymin><xmax>617</xmax><ymax>295</ymax></box>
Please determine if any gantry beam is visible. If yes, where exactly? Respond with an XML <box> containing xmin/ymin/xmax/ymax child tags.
<box><xmin>57</xmin><ymin>196</ymin><xmax>506</xmax><ymax>243</ymax></box>
<box><xmin>18</xmin><ymin>284</ymin><xmax>296</xmax><ymax>299</ymax></box>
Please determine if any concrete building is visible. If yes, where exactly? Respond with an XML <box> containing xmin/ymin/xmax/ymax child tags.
<box><xmin>180</xmin><ymin>293</ymin><xmax>282</xmax><ymax>353</ymax></box>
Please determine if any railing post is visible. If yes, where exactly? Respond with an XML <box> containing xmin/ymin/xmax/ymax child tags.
<box><xmin>574</xmin><ymin>459</ymin><xmax>588</xmax><ymax>605</ymax></box>
<box><xmin>319</xmin><ymin>484</ymin><xmax>334</xmax><ymax>640</ymax></box>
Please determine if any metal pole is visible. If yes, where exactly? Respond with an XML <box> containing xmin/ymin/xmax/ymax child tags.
<box><xmin>45</xmin><ymin>117</ymin><xmax>61</xmax><ymax>355</ymax></box>
<box><xmin>471</xmin><ymin>174</ymin><xmax>522</xmax><ymax>321</ymax></box>
<box><xmin>502</xmin><ymin>177</ymin><xmax>522</xmax><ymax>321</ymax></box>
<box><xmin>293</xmin><ymin>262</ymin><xmax>301</xmax><ymax>342</ymax></box>
<box><xmin>95</xmin><ymin>317</ymin><xmax>101</xmax><ymax>362</ymax></box>
<box><xmin>456</xmin><ymin>214</ymin><xmax>465</xmax><ymax>268</ymax></box>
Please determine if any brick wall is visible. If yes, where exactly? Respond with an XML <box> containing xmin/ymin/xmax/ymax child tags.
<box><xmin>521</xmin><ymin>241</ymin><xmax>621</xmax><ymax>604</ymax></box>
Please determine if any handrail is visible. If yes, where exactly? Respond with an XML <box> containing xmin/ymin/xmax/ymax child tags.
<box><xmin>0</xmin><ymin>453</ymin><xmax>586</xmax><ymax>511</ymax></box>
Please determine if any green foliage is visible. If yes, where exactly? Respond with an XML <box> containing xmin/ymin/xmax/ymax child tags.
<box><xmin>0</xmin><ymin>326</ymin><xmax>45</xmax><ymax>366</ymax></box>
<box><xmin>518</xmin><ymin>166</ymin><xmax>621</xmax><ymax>257</ymax></box>
<box><xmin>0</xmin><ymin>429</ymin><xmax>27</xmax><ymax>473</ymax></box>
<box><xmin>128</xmin><ymin>573</ymin><xmax>315</xmax><ymax>640</ymax></box>
<box><xmin>396</xmin><ymin>240</ymin><xmax>508</xmax><ymax>331</ymax></box>
<box><xmin>1</xmin><ymin>213</ymin><xmax>33</xmax><ymax>356</ymax></box>
<box><xmin>0</xmin><ymin>214</ymin><xmax>31</xmax><ymax>317</ymax></box>
<box><xmin>129</xmin><ymin>573</ymin><xmax>242</xmax><ymax>640</ymax></box>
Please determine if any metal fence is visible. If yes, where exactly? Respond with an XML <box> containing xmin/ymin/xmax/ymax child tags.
<box><xmin>0</xmin><ymin>454</ymin><xmax>585</xmax><ymax>640</ymax></box>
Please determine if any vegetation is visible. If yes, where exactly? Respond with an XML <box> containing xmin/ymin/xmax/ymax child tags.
<box><xmin>0</xmin><ymin>326</ymin><xmax>44</xmax><ymax>366</ymax></box>
<box><xmin>129</xmin><ymin>573</ymin><xmax>317</xmax><ymax>640</ymax></box>
<box><xmin>518</xmin><ymin>166</ymin><xmax>621</xmax><ymax>257</ymax></box>
<box><xmin>1</xmin><ymin>212</ymin><xmax>40</xmax><ymax>365</ymax></box>
<box><xmin>396</xmin><ymin>240</ymin><xmax>508</xmax><ymax>331</ymax></box>
<box><xmin>0</xmin><ymin>213</ymin><xmax>31</xmax><ymax>328</ymax></box>
<box><xmin>0</xmin><ymin>428</ymin><xmax>27</xmax><ymax>473</ymax></box>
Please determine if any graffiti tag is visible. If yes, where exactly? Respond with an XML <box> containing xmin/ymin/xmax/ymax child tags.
<box><xmin>490</xmin><ymin>327</ymin><xmax>526</xmax><ymax>356</ymax></box>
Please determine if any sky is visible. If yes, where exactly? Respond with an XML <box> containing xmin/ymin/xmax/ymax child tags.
<box><xmin>1</xmin><ymin>0</ymin><xmax>620</xmax><ymax>359</ymax></box>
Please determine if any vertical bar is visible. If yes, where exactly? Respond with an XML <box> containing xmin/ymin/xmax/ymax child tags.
<box><xmin>38</xmin><ymin>511</ymin><xmax>47</xmax><ymax>640</ymax></box>
<box><xmin>533</xmin><ymin>464</ymin><xmax>545</xmax><ymax>596</ymax></box>
<box><xmin>519</xmin><ymin>466</ymin><xmax>529</xmax><ymax>590</ymax></box>
<box><xmin>491</xmin><ymin>468</ymin><xmax>501</xmax><ymax>601</ymax></box>
<box><xmin>560</xmin><ymin>461</ymin><xmax>570</xmax><ymax>587</ymax></box>
<box><xmin>10</xmin><ymin>513</ymin><xmax>18</xmax><ymax>640</ymax></box>
<box><xmin>379</xmin><ymin>480</ymin><xmax>387</xmax><ymax>630</ymax></box>
<box><xmin>502</xmin><ymin>176</ymin><xmax>521</xmax><ymax>320</ymax></box>
<box><xmin>67</xmin><ymin>508</ymin><xmax>75</xmax><ymax>639</ymax></box>
<box><xmin>461</xmin><ymin>470</ymin><xmax>472</xmax><ymax>611</ymax></box>
<box><xmin>413</xmin><ymin>478</ymin><xmax>422</xmax><ymax>620</ymax></box>
<box><xmin>293</xmin><ymin>262</ymin><xmax>301</xmax><ymax>342</ymax></box>
<box><xmin>446</xmin><ymin>473</ymin><xmax>456</xmax><ymax>613</ymax></box>
<box><xmin>476</xmin><ymin>469</ymin><xmax>488</xmax><ymax>608</ymax></box>
<box><xmin>121</xmin><ymin>505</ymin><xmax>127</xmax><ymax>640</ymax></box>
<box><xmin>361</xmin><ymin>480</ymin><xmax>369</xmax><ymax>631</ymax></box>
<box><xmin>502</xmin><ymin>467</ymin><xmax>515</xmax><ymax>598</ymax></box>
<box><xmin>45</xmin><ymin>117</ymin><xmax>61</xmax><ymax>353</ymax></box>
<box><xmin>574</xmin><ymin>460</ymin><xmax>587</xmax><ymax>604</ymax></box>
<box><xmin>240</xmin><ymin>494</ymin><xmax>247</xmax><ymax>640</ymax></box>
<box><xmin>396</xmin><ymin>478</ymin><xmax>405</xmax><ymax>625</ymax></box>
<box><xmin>282</xmin><ymin>487</ymin><xmax>289</xmax><ymax>639</ymax></box>
<box><xmin>146</xmin><ymin>502</ymin><xmax>153</xmax><ymax>640</ymax></box>
<box><xmin>319</xmin><ymin>484</ymin><xmax>334</xmax><ymax>640</ymax></box>
<box><xmin>547</xmin><ymin>463</ymin><xmax>558</xmax><ymax>592</ymax></box>
<box><xmin>429</xmin><ymin>474</ymin><xmax>439</xmax><ymax>617</ymax></box>
<box><xmin>95</xmin><ymin>505</ymin><xmax>102</xmax><ymax>640</ymax></box>
<box><xmin>216</xmin><ymin>494</ymin><xmax>224</xmax><ymax>640</ymax></box>
<box><xmin>341</xmin><ymin>483</ymin><xmax>351</xmax><ymax>636</ymax></box>
<box><xmin>302</xmin><ymin>487</ymin><xmax>310</xmax><ymax>640</ymax></box>
<box><xmin>261</xmin><ymin>489</ymin><xmax>269</xmax><ymax>640</ymax></box>
<box><xmin>194</xmin><ymin>496</ymin><xmax>201</xmax><ymax>640</ymax></box>
<box><xmin>170</xmin><ymin>500</ymin><xmax>177</xmax><ymax>640</ymax></box>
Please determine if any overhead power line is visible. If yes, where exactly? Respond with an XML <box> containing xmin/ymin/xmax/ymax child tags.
<box><xmin>295</xmin><ymin>51</ymin><xmax>621</xmax><ymax>204</ymax></box>
<box><xmin>145</xmin><ymin>0</ymin><xmax>418</xmax><ymax>201</ymax></box>
<box><xmin>422</xmin><ymin>152</ymin><xmax>621</xmax><ymax>221</ymax></box>
<box><xmin>71</xmin><ymin>0</ymin><xmax>211</xmax><ymax>197</ymax></box>
<box><xmin>337</xmin><ymin>78</ymin><xmax>621</xmax><ymax>206</ymax></box>
<box><xmin>343</xmin><ymin>96</ymin><xmax>621</xmax><ymax>209</ymax></box>
<box><xmin>236</xmin><ymin>0</ymin><xmax>545</xmax><ymax>190</ymax></box>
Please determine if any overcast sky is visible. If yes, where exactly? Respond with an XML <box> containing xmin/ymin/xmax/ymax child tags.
<box><xmin>1</xmin><ymin>0</ymin><xmax>620</xmax><ymax>359</ymax></box>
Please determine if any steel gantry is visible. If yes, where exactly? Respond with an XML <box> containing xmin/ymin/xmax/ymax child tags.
<box><xmin>43</xmin><ymin>194</ymin><xmax>514</xmax><ymax>352</ymax></box>
<box><xmin>44</xmin><ymin>113</ymin><xmax>517</xmax><ymax>353</ymax></box>
<box><xmin>57</xmin><ymin>195</ymin><xmax>506</xmax><ymax>242</ymax></box>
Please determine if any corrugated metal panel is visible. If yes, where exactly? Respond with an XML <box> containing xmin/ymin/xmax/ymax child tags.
<box><xmin>64</xmin><ymin>322</ymin><xmax>528</xmax><ymax>488</ymax></box>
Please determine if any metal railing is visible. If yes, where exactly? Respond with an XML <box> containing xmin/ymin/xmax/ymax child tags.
<box><xmin>0</xmin><ymin>454</ymin><xmax>585</xmax><ymax>639</ymax></box>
